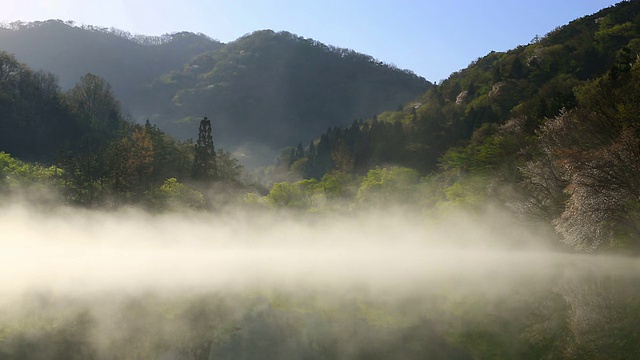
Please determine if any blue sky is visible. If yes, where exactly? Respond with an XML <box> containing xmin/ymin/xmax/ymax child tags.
<box><xmin>5</xmin><ymin>0</ymin><xmax>621</xmax><ymax>82</ymax></box>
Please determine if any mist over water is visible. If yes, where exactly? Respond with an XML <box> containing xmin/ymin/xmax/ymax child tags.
<box><xmin>0</xmin><ymin>204</ymin><xmax>556</xmax><ymax>293</ymax></box>
<box><xmin>2</xmin><ymin>200</ymin><xmax>638</xmax><ymax>297</ymax></box>
<box><xmin>2</xmin><ymin>201</ymin><xmax>640</xmax><ymax>359</ymax></box>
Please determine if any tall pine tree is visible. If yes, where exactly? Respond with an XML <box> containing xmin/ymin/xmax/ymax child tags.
<box><xmin>192</xmin><ymin>116</ymin><xmax>217</xmax><ymax>181</ymax></box>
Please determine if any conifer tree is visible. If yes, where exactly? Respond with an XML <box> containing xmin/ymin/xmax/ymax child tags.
<box><xmin>295</xmin><ymin>142</ymin><xmax>305</xmax><ymax>160</ymax></box>
<box><xmin>192</xmin><ymin>116</ymin><xmax>217</xmax><ymax>181</ymax></box>
<box><xmin>307</xmin><ymin>141</ymin><xmax>316</xmax><ymax>159</ymax></box>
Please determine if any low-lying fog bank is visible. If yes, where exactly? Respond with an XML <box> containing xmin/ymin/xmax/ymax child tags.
<box><xmin>1</xmin><ymin>203</ymin><xmax>639</xmax><ymax>359</ymax></box>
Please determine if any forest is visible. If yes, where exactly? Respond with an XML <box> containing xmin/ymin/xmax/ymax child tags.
<box><xmin>1</xmin><ymin>1</ymin><xmax>640</xmax><ymax>359</ymax></box>
<box><xmin>0</xmin><ymin>21</ymin><xmax>431</xmax><ymax>165</ymax></box>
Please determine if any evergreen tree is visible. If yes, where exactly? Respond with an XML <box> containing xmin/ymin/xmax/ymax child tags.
<box><xmin>288</xmin><ymin>148</ymin><xmax>296</xmax><ymax>166</ymax></box>
<box><xmin>307</xmin><ymin>141</ymin><xmax>316</xmax><ymax>159</ymax></box>
<box><xmin>192</xmin><ymin>116</ymin><xmax>217</xmax><ymax>181</ymax></box>
<box><xmin>508</xmin><ymin>57</ymin><xmax>526</xmax><ymax>79</ymax></box>
<box><xmin>295</xmin><ymin>142</ymin><xmax>305</xmax><ymax>160</ymax></box>
<box><xmin>467</xmin><ymin>82</ymin><xmax>476</xmax><ymax>98</ymax></box>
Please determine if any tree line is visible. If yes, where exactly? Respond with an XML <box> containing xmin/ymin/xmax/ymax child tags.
<box><xmin>3</xmin><ymin>0</ymin><xmax>640</xmax><ymax>253</ymax></box>
<box><xmin>0</xmin><ymin>52</ymin><xmax>242</xmax><ymax>208</ymax></box>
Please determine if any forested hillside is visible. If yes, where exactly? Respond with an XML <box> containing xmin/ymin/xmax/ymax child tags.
<box><xmin>0</xmin><ymin>22</ymin><xmax>430</xmax><ymax>162</ymax></box>
<box><xmin>3</xmin><ymin>1</ymin><xmax>640</xmax><ymax>251</ymax></box>
<box><xmin>0</xmin><ymin>20</ymin><xmax>222</xmax><ymax>106</ymax></box>
<box><xmin>0</xmin><ymin>52</ymin><xmax>242</xmax><ymax>208</ymax></box>
<box><xmin>270</xmin><ymin>0</ymin><xmax>640</xmax><ymax>252</ymax></box>
<box><xmin>147</xmin><ymin>30</ymin><xmax>430</xmax><ymax>148</ymax></box>
<box><xmin>281</xmin><ymin>1</ymin><xmax>640</xmax><ymax>176</ymax></box>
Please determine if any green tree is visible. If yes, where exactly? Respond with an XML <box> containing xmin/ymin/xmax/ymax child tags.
<box><xmin>142</xmin><ymin>120</ymin><xmax>193</xmax><ymax>183</ymax></box>
<box><xmin>295</xmin><ymin>142</ymin><xmax>305</xmax><ymax>161</ymax></box>
<box><xmin>152</xmin><ymin>177</ymin><xmax>205</xmax><ymax>209</ymax></box>
<box><xmin>110</xmin><ymin>127</ymin><xmax>155</xmax><ymax>200</ymax></box>
<box><xmin>356</xmin><ymin>167</ymin><xmax>420</xmax><ymax>205</ymax></box>
<box><xmin>317</xmin><ymin>173</ymin><xmax>344</xmax><ymax>198</ymax></box>
<box><xmin>330</xmin><ymin>138</ymin><xmax>353</xmax><ymax>174</ymax></box>
<box><xmin>0</xmin><ymin>52</ymin><xmax>82</xmax><ymax>162</ymax></box>
<box><xmin>266</xmin><ymin>182</ymin><xmax>308</xmax><ymax>208</ymax></box>
<box><xmin>217</xmin><ymin>149</ymin><xmax>243</xmax><ymax>183</ymax></box>
<box><xmin>58</xmin><ymin>144</ymin><xmax>110</xmax><ymax>206</ymax></box>
<box><xmin>66</xmin><ymin>73</ymin><xmax>123</xmax><ymax>141</ymax></box>
<box><xmin>0</xmin><ymin>151</ymin><xmax>61</xmax><ymax>192</ymax></box>
<box><xmin>192</xmin><ymin>116</ymin><xmax>217</xmax><ymax>181</ymax></box>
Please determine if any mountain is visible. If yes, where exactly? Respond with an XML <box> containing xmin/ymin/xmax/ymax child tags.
<box><xmin>273</xmin><ymin>0</ymin><xmax>640</xmax><ymax>252</ymax></box>
<box><xmin>0</xmin><ymin>20</ymin><xmax>222</xmax><ymax>105</ymax></box>
<box><xmin>287</xmin><ymin>0</ymin><xmax>640</xmax><ymax>177</ymax></box>
<box><xmin>3</xmin><ymin>1</ymin><xmax>640</xmax><ymax>253</ymax></box>
<box><xmin>148</xmin><ymin>30</ymin><xmax>430</xmax><ymax>150</ymax></box>
<box><xmin>0</xmin><ymin>22</ymin><xmax>431</xmax><ymax>165</ymax></box>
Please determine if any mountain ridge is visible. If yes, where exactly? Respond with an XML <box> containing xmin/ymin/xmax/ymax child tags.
<box><xmin>0</xmin><ymin>21</ymin><xmax>430</xmax><ymax>165</ymax></box>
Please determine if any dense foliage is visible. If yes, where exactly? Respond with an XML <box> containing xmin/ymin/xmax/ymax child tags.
<box><xmin>3</xmin><ymin>1</ymin><xmax>640</xmax><ymax>248</ymax></box>
<box><xmin>0</xmin><ymin>54</ymin><xmax>243</xmax><ymax>208</ymax></box>
<box><xmin>0</xmin><ymin>52</ymin><xmax>84</xmax><ymax>162</ymax></box>
<box><xmin>273</xmin><ymin>0</ymin><xmax>640</xmax><ymax>252</ymax></box>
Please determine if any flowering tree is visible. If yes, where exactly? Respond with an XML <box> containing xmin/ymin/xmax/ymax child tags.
<box><xmin>522</xmin><ymin>60</ymin><xmax>640</xmax><ymax>251</ymax></box>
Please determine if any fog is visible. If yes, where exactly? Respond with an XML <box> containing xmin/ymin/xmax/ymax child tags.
<box><xmin>0</xmin><ymin>203</ymin><xmax>570</xmax><ymax>296</ymax></box>
<box><xmin>2</xmin><ymin>201</ymin><xmax>640</xmax><ymax>359</ymax></box>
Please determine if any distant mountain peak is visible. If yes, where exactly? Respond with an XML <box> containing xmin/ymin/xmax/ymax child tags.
<box><xmin>0</xmin><ymin>19</ymin><xmax>222</xmax><ymax>47</ymax></box>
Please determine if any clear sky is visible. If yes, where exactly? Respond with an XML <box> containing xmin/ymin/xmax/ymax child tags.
<box><xmin>4</xmin><ymin>0</ymin><xmax>621</xmax><ymax>82</ymax></box>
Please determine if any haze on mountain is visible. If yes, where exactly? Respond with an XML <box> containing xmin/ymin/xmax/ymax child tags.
<box><xmin>0</xmin><ymin>21</ymin><xmax>430</xmax><ymax>166</ymax></box>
